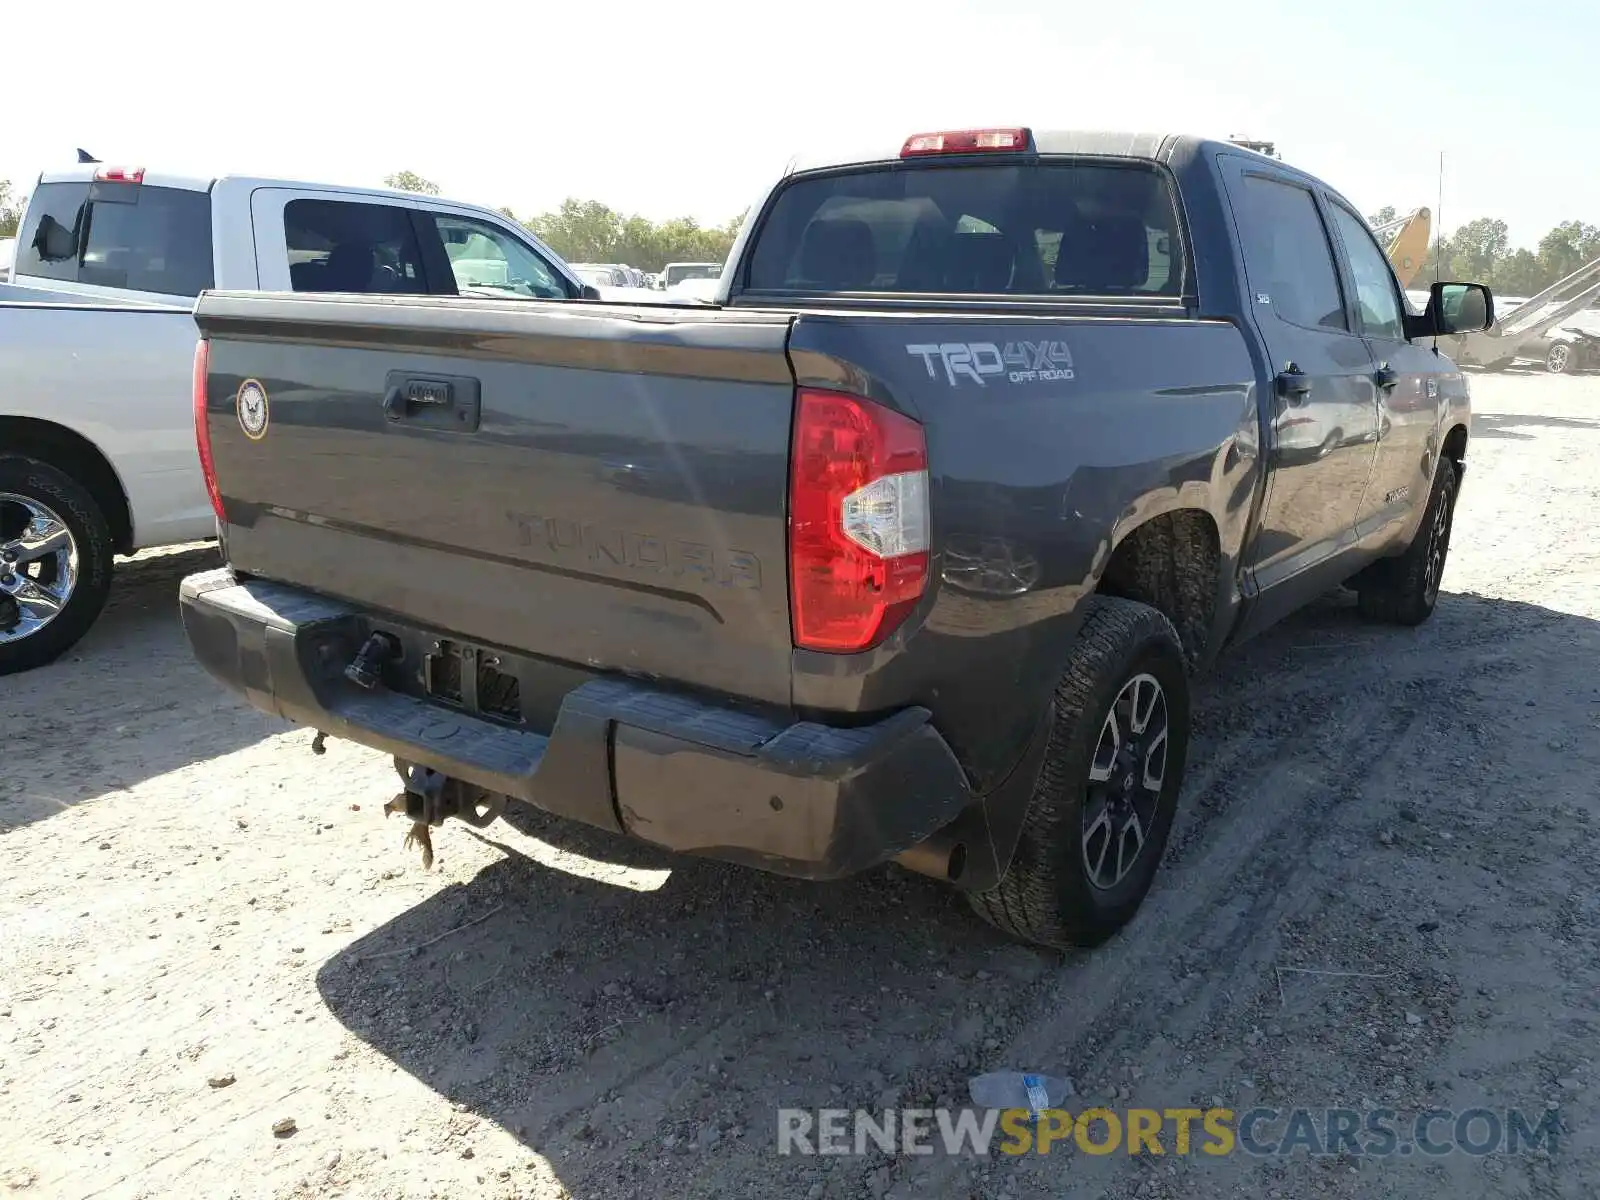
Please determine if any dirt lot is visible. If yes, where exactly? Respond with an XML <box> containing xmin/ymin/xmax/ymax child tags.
<box><xmin>5</xmin><ymin>370</ymin><xmax>1600</xmax><ymax>1199</ymax></box>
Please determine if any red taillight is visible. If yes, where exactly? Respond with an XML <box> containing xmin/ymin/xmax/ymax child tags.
<box><xmin>192</xmin><ymin>340</ymin><xmax>225</xmax><ymax>523</ymax></box>
<box><xmin>900</xmin><ymin>128</ymin><xmax>1031</xmax><ymax>157</ymax></box>
<box><xmin>93</xmin><ymin>166</ymin><xmax>145</xmax><ymax>184</ymax></box>
<box><xmin>789</xmin><ymin>388</ymin><xmax>930</xmax><ymax>653</ymax></box>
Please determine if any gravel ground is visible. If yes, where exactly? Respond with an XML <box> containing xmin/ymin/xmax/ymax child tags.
<box><xmin>4</xmin><ymin>368</ymin><xmax>1600</xmax><ymax>1199</ymax></box>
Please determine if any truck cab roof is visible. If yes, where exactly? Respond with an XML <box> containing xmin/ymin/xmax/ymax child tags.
<box><xmin>13</xmin><ymin>166</ymin><xmax>582</xmax><ymax>306</ymax></box>
<box><xmin>35</xmin><ymin>163</ymin><xmax>508</xmax><ymax>210</ymax></box>
<box><xmin>782</xmin><ymin>130</ymin><xmax>1244</xmax><ymax>177</ymax></box>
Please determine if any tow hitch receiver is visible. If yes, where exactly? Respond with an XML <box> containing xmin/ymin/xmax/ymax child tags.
<box><xmin>384</xmin><ymin>762</ymin><xmax>506</xmax><ymax>870</ymax></box>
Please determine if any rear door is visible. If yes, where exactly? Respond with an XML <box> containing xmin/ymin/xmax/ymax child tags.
<box><xmin>1219</xmin><ymin>159</ymin><xmax>1379</xmax><ymax>604</ymax></box>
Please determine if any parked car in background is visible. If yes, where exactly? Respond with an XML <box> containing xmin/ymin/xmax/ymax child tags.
<box><xmin>0</xmin><ymin>162</ymin><xmax>598</xmax><ymax>675</ymax></box>
<box><xmin>1524</xmin><ymin>325</ymin><xmax>1600</xmax><ymax>373</ymax></box>
<box><xmin>658</xmin><ymin>261</ymin><xmax>722</xmax><ymax>289</ymax></box>
<box><xmin>181</xmin><ymin>128</ymin><xmax>1489</xmax><ymax>948</ymax></box>
<box><xmin>569</xmin><ymin>263</ymin><xmax>629</xmax><ymax>288</ymax></box>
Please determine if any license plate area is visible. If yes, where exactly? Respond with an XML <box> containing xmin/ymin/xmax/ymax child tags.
<box><xmin>425</xmin><ymin>639</ymin><xmax>522</xmax><ymax>724</ymax></box>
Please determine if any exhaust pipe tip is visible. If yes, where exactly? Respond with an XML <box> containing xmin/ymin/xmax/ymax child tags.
<box><xmin>895</xmin><ymin>834</ymin><xmax>967</xmax><ymax>885</ymax></box>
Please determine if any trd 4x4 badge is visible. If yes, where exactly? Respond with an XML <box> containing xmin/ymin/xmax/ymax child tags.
<box><xmin>906</xmin><ymin>341</ymin><xmax>1075</xmax><ymax>387</ymax></box>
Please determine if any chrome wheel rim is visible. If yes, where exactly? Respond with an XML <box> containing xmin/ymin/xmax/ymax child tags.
<box><xmin>0</xmin><ymin>494</ymin><xmax>79</xmax><ymax>644</ymax></box>
<box><xmin>1422</xmin><ymin>484</ymin><xmax>1453</xmax><ymax>605</ymax></box>
<box><xmin>1549</xmin><ymin>345</ymin><xmax>1569</xmax><ymax>373</ymax></box>
<box><xmin>1082</xmin><ymin>672</ymin><xmax>1168</xmax><ymax>890</ymax></box>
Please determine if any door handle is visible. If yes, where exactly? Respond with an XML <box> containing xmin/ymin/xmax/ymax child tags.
<box><xmin>1275</xmin><ymin>367</ymin><xmax>1312</xmax><ymax>403</ymax></box>
<box><xmin>382</xmin><ymin>372</ymin><xmax>481</xmax><ymax>432</ymax></box>
<box><xmin>1373</xmin><ymin>364</ymin><xmax>1400</xmax><ymax>391</ymax></box>
<box><xmin>384</xmin><ymin>379</ymin><xmax>453</xmax><ymax>418</ymax></box>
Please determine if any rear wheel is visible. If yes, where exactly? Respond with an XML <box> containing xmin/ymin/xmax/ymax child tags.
<box><xmin>1356</xmin><ymin>458</ymin><xmax>1457</xmax><ymax>627</ymax></box>
<box><xmin>1547</xmin><ymin>342</ymin><xmax>1574</xmax><ymax>374</ymax></box>
<box><xmin>967</xmin><ymin>597</ymin><xmax>1190</xmax><ymax>948</ymax></box>
<box><xmin>0</xmin><ymin>456</ymin><xmax>115</xmax><ymax>676</ymax></box>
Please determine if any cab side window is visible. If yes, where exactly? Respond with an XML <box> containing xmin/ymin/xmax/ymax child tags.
<box><xmin>429</xmin><ymin>215</ymin><xmax>571</xmax><ymax>300</ymax></box>
<box><xmin>1233</xmin><ymin>175</ymin><xmax>1347</xmax><ymax>332</ymax></box>
<box><xmin>284</xmin><ymin>200</ymin><xmax>427</xmax><ymax>294</ymax></box>
<box><xmin>1327</xmin><ymin>203</ymin><xmax>1406</xmax><ymax>342</ymax></box>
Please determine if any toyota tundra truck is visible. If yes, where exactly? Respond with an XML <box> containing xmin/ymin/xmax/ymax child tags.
<box><xmin>179</xmin><ymin>130</ymin><xmax>1492</xmax><ymax>948</ymax></box>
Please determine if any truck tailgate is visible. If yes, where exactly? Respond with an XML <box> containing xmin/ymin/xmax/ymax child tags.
<box><xmin>194</xmin><ymin>293</ymin><xmax>797</xmax><ymax>708</ymax></box>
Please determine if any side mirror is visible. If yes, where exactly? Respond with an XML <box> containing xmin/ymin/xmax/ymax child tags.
<box><xmin>1409</xmin><ymin>281</ymin><xmax>1494</xmax><ymax>339</ymax></box>
<box><xmin>578</xmin><ymin>284</ymin><xmax>602</xmax><ymax>301</ymax></box>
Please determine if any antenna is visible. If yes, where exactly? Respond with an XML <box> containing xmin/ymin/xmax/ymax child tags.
<box><xmin>1432</xmin><ymin>150</ymin><xmax>1445</xmax><ymax>353</ymax></box>
<box><xmin>76</xmin><ymin>148</ymin><xmax>100</xmax><ymax>164</ymax></box>
<box><xmin>1434</xmin><ymin>151</ymin><xmax>1444</xmax><ymax>287</ymax></box>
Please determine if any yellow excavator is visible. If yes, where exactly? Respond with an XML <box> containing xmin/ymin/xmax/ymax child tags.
<box><xmin>1372</xmin><ymin>207</ymin><xmax>1433</xmax><ymax>288</ymax></box>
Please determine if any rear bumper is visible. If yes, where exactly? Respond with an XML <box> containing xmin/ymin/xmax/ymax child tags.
<box><xmin>179</xmin><ymin>568</ymin><xmax>974</xmax><ymax>880</ymax></box>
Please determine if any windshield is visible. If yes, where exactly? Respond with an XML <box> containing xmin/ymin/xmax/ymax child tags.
<box><xmin>744</xmin><ymin>161</ymin><xmax>1183</xmax><ymax>298</ymax></box>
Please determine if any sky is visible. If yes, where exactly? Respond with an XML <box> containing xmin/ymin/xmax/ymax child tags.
<box><xmin>4</xmin><ymin>0</ymin><xmax>1592</xmax><ymax>249</ymax></box>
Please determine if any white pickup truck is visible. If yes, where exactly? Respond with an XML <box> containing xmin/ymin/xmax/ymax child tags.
<box><xmin>0</xmin><ymin>163</ymin><xmax>596</xmax><ymax>674</ymax></box>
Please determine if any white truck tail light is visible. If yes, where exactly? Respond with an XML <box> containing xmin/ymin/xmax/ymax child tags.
<box><xmin>789</xmin><ymin>388</ymin><xmax>930</xmax><ymax>653</ymax></box>
<box><xmin>191</xmin><ymin>339</ymin><xmax>225</xmax><ymax>522</ymax></box>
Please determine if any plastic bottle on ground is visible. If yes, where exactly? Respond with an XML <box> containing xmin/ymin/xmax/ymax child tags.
<box><xmin>967</xmin><ymin>1072</ymin><xmax>1075</xmax><ymax>1116</ymax></box>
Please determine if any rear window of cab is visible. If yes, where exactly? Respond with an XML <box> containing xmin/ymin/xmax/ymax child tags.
<box><xmin>14</xmin><ymin>180</ymin><xmax>214</xmax><ymax>297</ymax></box>
<box><xmin>743</xmin><ymin>161</ymin><xmax>1184</xmax><ymax>298</ymax></box>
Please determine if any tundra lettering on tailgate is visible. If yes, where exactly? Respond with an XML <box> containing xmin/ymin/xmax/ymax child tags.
<box><xmin>507</xmin><ymin>512</ymin><xmax>762</xmax><ymax>590</ymax></box>
<box><xmin>906</xmin><ymin>341</ymin><xmax>1075</xmax><ymax>387</ymax></box>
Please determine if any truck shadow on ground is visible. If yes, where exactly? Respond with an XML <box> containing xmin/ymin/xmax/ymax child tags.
<box><xmin>1470</xmin><ymin>412</ymin><xmax>1600</xmax><ymax>441</ymax></box>
<box><xmin>1</xmin><ymin>542</ymin><xmax>289</xmax><ymax>832</ymax></box>
<box><xmin>311</xmin><ymin>585</ymin><xmax>1600</xmax><ymax>1196</ymax></box>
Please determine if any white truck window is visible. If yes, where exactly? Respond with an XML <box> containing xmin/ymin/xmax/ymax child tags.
<box><xmin>15</xmin><ymin>181</ymin><xmax>214</xmax><ymax>296</ymax></box>
<box><xmin>430</xmin><ymin>215</ymin><xmax>570</xmax><ymax>300</ymax></box>
<box><xmin>285</xmin><ymin>199</ymin><xmax>427</xmax><ymax>294</ymax></box>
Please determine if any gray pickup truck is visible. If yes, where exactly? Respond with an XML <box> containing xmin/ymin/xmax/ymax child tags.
<box><xmin>179</xmin><ymin>129</ymin><xmax>1492</xmax><ymax>949</ymax></box>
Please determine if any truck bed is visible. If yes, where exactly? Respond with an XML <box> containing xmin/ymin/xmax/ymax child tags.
<box><xmin>1</xmin><ymin>298</ymin><xmax>214</xmax><ymax>549</ymax></box>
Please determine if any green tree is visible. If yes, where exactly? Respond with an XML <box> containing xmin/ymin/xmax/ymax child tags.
<box><xmin>384</xmin><ymin>171</ymin><xmax>441</xmax><ymax>196</ymax></box>
<box><xmin>1366</xmin><ymin>205</ymin><xmax>1398</xmax><ymax>230</ymax></box>
<box><xmin>1446</xmin><ymin>217</ymin><xmax>1511</xmax><ymax>282</ymax></box>
<box><xmin>523</xmin><ymin>198</ymin><xmax>742</xmax><ymax>274</ymax></box>
<box><xmin>0</xmin><ymin>180</ymin><xmax>25</xmax><ymax>238</ymax></box>
<box><xmin>1536</xmin><ymin>220</ymin><xmax>1600</xmax><ymax>282</ymax></box>
<box><xmin>1492</xmin><ymin>248</ymin><xmax>1545</xmax><ymax>296</ymax></box>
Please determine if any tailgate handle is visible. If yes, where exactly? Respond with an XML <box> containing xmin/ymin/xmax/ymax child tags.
<box><xmin>382</xmin><ymin>372</ymin><xmax>482</xmax><ymax>432</ymax></box>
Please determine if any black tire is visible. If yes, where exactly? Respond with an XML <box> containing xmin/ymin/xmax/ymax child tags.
<box><xmin>0</xmin><ymin>456</ymin><xmax>115</xmax><ymax>676</ymax></box>
<box><xmin>1546</xmin><ymin>342</ymin><xmax>1574</xmax><ymax>375</ymax></box>
<box><xmin>1356</xmin><ymin>458</ymin><xmax>1457</xmax><ymax>627</ymax></box>
<box><xmin>967</xmin><ymin>597</ymin><xmax>1191</xmax><ymax>949</ymax></box>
